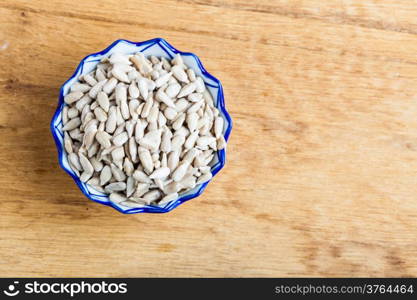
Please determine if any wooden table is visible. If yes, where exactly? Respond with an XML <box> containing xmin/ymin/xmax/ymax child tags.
<box><xmin>1</xmin><ymin>0</ymin><xmax>417</xmax><ymax>277</ymax></box>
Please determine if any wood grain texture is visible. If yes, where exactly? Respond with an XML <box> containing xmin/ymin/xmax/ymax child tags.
<box><xmin>1</xmin><ymin>0</ymin><xmax>417</xmax><ymax>277</ymax></box>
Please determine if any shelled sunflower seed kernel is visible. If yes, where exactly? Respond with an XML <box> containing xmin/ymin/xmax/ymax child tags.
<box><xmin>62</xmin><ymin>52</ymin><xmax>226</xmax><ymax>208</ymax></box>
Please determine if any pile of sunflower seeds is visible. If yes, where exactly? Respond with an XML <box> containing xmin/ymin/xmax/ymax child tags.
<box><xmin>62</xmin><ymin>52</ymin><xmax>226</xmax><ymax>208</ymax></box>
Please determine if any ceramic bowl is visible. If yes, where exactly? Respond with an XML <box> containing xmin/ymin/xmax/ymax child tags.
<box><xmin>50</xmin><ymin>38</ymin><xmax>232</xmax><ymax>214</ymax></box>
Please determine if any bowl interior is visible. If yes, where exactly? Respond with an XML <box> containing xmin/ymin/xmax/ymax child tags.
<box><xmin>51</xmin><ymin>38</ymin><xmax>232</xmax><ymax>214</ymax></box>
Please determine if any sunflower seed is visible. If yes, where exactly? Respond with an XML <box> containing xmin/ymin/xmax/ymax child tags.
<box><xmin>147</xmin><ymin>102</ymin><xmax>159</xmax><ymax>123</ymax></box>
<box><xmin>62</xmin><ymin>53</ymin><xmax>227</xmax><ymax>204</ymax></box>
<box><xmin>161</xmin><ymin>152</ymin><xmax>168</xmax><ymax>168</ymax></box>
<box><xmin>126</xmin><ymin>176</ymin><xmax>135</xmax><ymax>197</ymax></box>
<box><xmin>95</xmin><ymin>68</ymin><xmax>107</xmax><ymax>82</ymax></box>
<box><xmin>152</xmin><ymin>153</ymin><xmax>159</xmax><ymax>163</ymax></box>
<box><xmin>81</xmin><ymin>111</ymin><xmax>94</xmax><ymax>127</ymax></box>
<box><xmin>115</xmin><ymin>83</ymin><xmax>127</xmax><ymax>104</ymax></box>
<box><xmin>80</xmin><ymin>171</ymin><xmax>93</xmax><ymax>182</ymax></box>
<box><xmin>64</xmin><ymin>132</ymin><xmax>73</xmax><ymax>154</ymax></box>
<box><xmin>138</xmin><ymin>147</ymin><xmax>154</xmax><ymax>174</ymax></box>
<box><xmin>158</xmin><ymin>111</ymin><xmax>167</xmax><ymax>128</ymax></box>
<box><xmin>172</xmin><ymin>54</ymin><xmax>184</xmax><ymax>66</ymax></box>
<box><xmin>204</xmin><ymin>90</ymin><xmax>215</xmax><ymax>107</ymax></box>
<box><xmin>141</xmin><ymin>97</ymin><xmax>153</xmax><ymax>118</ymax></box>
<box><xmin>179</xmin><ymin>175</ymin><xmax>197</xmax><ymax>190</ymax></box>
<box><xmin>199</xmin><ymin>166</ymin><xmax>211</xmax><ymax>174</ymax></box>
<box><xmin>183</xmin><ymin>148</ymin><xmax>199</xmax><ymax>162</ymax></box>
<box><xmin>184</xmin><ymin>130</ymin><xmax>199</xmax><ymax>149</ymax></box>
<box><xmin>187</xmin><ymin>69</ymin><xmax>196</xmax><ymax>82</ymax></box>
<box><xmin>69</xmin><ymin>128</ymin><xmax>83</xmax><ymax>142</ymax></box>
<box><xmin>90</xmin><ymin>101</ymin><xmax>98</xmax><ymax>110</ymax></box>
<box><xmin>96</xmin><ymin>131</ymin><xmax>112</xmax><ymax>148</ymax></box>
<box><xmin>187</xmin><ymin>100</ymin><xmax>204</xmax><ymax>113</ymax></box>
<box><xmin>175</xmin><ymin>126</ymin><xmax>190</xmax><ymax>137</ymax></box>
<box><xmin>87</xmin><ymin>178</ymin><xmax>106</xmax><ymax>193</ymax></box>
<box><xmin>214</xmin><ymin>116</ymin><xmax>224</xmax><ymax>138</ymax></box>
<box><xmin>109</xmin><ymin>192</ymin><xmax>126</xmax><ymax>203</ymax></box>
<box><xmin>173</xmin><ymin>98</ymin><xmax>188</xmax><ymax>113</ymax></box>
<box><xmin>165</xmin><ymin>82</ymin><xmax>181</xmax><ymax>98</ymax></box>
<box><xmin>163</xmin><ymin>107</ymin><xmax>177</xmax><ymax>120</ymax></box>
<box><xmin>147</xmin><ymin>121</ymin><xmax>158</xmax><ymax>131</ymax></box>
<box><xmin>159</xmin><ymin>192</ymin><xmax>178</xmax><ymax>206</ymax></box>
<box><xmin>68</xmin><ymin>152</ymin><xmax>82</xmax><ymax>171</ymax></box>
<box><xmin>149</xmin><ymin>167</ymin><xmax>170</xmax><ymax>179</ymax></box>
<box><xmin>172</xmin><ymin>113</ymin><xmax>186</xmax><ymax>130</ymax></box>
<box><xmin>121</xmin><ymin>114</ymin><xmax>133</xmax><ymax>133</ymax></box>
<box><xmin>160</xmin><ymin>129</ymin><xmax>172</xmax><ymax>153</ymax></box>
<box><xmin>171</xmin><ymin>162</ymin><xmax>189</xmax><ymax>182</ymax></box>
<box><xmin>187</xmin><ymin>93</ymin><xmax>203</xmax><ymax>103</ymax></box>
<box><xmin>193</xmin><ymin>154</ymin><xmax>206</xmax><ymax>167</ymax></box>
<box><xmin>79</xmin><ymin>153</ymin><xmax>94</xmax><ymax>174</ymax></box>
<box><xmin>171</xmin><ymin>65</ymin><xmax>189</xmax><ymax>83</ymax></box>
<box><xmin>94</xmin><ymin>107</ymin><xmax>107</xmax><ymax>122</ymax></box>
<box><xmin>89</xmin><ymin>79</ymin><xmax>107</xmax><ymax>99</ymax></box>
<box><xmin>135</xmin><ymin>104</ymin><xmax>145</xmax><ymax>119</ymax></box>
<box><xmin>129</xmin><ymin>138</ymin><xmax>139</xmax><ymax>163</ymax></box>
<box><xmin>115</xmin><ymin>107</ymin><xmax>124</xmax><ymax>126</ymax></box>
<box><xmin>199</xmin><ymin>122</ymin><xmax>210</xmax><ymax>136</ymax></box>
<box><xmin>111</xmin><ymin>147</ymin><xmax>125</xmax><ymax>162</ymax></box>
<box><xmin>133</xmin><ymin>170</ymin><xmax>152</xmax><ymax>183</ymax></box>
<box><xmin>131</xmin><ymin>53</ymin><xmax>153</xmax><ymax>75</ymax></box>
<box><xmin>135</xmin><ymin>119</ymin><xmax>147</xmax><ymax>142</ymax></box>
<box><xmin>112</xmin><ymin>67</ymin><xmax>129</xmax><ymax>83</ymax></box>
<box><xmin>143</xmin><ymin>190</ymin><xmax>162</xmax><ymax>202</ymax></box>
<box><xmin>205</xmin><ymin>154</ymin><xmax>214</xmax><ymax>165</ymax></box>
<box><xmin>82</xmin><ymin>128</ymin><xmax>97</xmax><ymax>149</ymax></box>
<box><xmin>120</xmin><ymin>200</ymin><xmax>146</xmax><ymax>208</ymax></box>
<box><xmin>161</xmin><ymin>57</ymin><xmax>172</xmax><ymax>71</ymax></box>
<box><xmin>155</xmin><ymin>72</ymin><xmax>172</xmax><ymax>88</ymax></box>
<box><xmin>83</xmin><ymin>73</ymin><xmax>98</xmax><ymax>86</ymax></box>
<box><xmin>110</xmin><ymin>163</ymin><xmax>126</xmax><ymax>181</ymax></box>
<box><xmin>139</xmin><ymin>130</ymin><xmax>161</xmax><ymax>152</ymax></box>
<box><xmin>113</xmin><ymin>131</ymin><xmax>128</xmax><ymax>146</ymax></box>
<box><xmin>196</xmin><ymin>172</ymin><xmax>212</xmax><ymax>184</ymax></box>
<box><xmin>163</xmin><ymin>181</ymin><xmax>180</xmax><ymax>194</ymax></box>
<box><xmin>171</xmin><ymin>135</ymin><xmax>185</xmax><ymax>152</ymax></box>
<box><xmin>97</xmin><ymin>92</ymin><xmax>110</xmax><ymax>112</ymax></box>
<box><xmin>102</xmin><ymin>77</ymin><xmax>118</xmax><ymax>94</ymax></box>
<box><xmin>128</xmin><ymin>81</ymin><xmax>140</xmax><ymax>98</ymax></box>
<box><xmin>128</xmin><ymin>69</ymin><xmax>140</xmax><ymax>82</ymax></box>
<box><xmin>105</xmin><ymin>181</ymin><xmax>126</xmax><ymax>193</ymax></box>
<box><xmin>133</xmin><ymin>183</ymin><xmax>150</xmax><ymax>198</ymax></box>
<box><xmin>100</xmin><ymin>165</ymin><xmax>112</xmax><ymax>185</ymax></box>
<box><xmin>110</xmin><ymin>52</ymin><xmax>132</xmax><ymax>65</ymax></box>
<box><xmin>67</xmin><ymin>107</ymin><xmax>79</xmax><ymax>119</ymax></box>
<box><xmin>217</xmin><ymin>135</ymin><xmax>227</xmax><ymax>150</ymax></box>
<box><xmin>156</xmin><ymin>89</ymin><xmax>175</xmax><ymax>108</ymax></box>
<box><xmin>186</xmin><ymin>112</ymin><xmax>199</xmax><ymax>132</ymax></box>
<box><xmin>138</xmin><ymin>77</ymin><xmax>148</xmax><ymax>100</ymax></box>
<box><xmin>62</xmin><ymin>106</ymin><xmax>69</xmax><ymax>125</ymax></box>
<box><xmin>75</xmin><ymin>94</ymin><xmax>92</xmax><ymax>111</ymax></box>
<box><xmin>71</xmin><ymin>83</ymin><xmax>91</xmax><ymax>93</ymax></box>
<box><xmin>105</xmin><ymin>106</ymin><xmax>117</xmax><ymax>133</ymax></box>
<box><xmin>167</xmin><ymin>151</ymin><xmax>180</xmax><ymax>172</ymax></box>
<box><xmin>195</xmin><ymin>77</ymin><xmax>205</xmax><ymax>93</ymax></box>
<box><xmin>177</xmin><ymin>82</ymin><xmax>196</xmax><ymax>98</ymax></box>
<box><xmin>123</xmin><ymin>157</ymin><xmax>134</xmax><ymax>176</ymax></box>
<box><xmin>150</xmin><ymin>55</ymin><xmax>160</xmax><ymax>64</ymax></box>
<box><xmin>64</xmin><ymin>91</ymin><xmax>84</xmax><ymax>104</ymax></box>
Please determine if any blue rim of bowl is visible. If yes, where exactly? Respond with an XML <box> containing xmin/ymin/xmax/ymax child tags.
<box><xmin>50</xmin><ymin>38</ymin><xmax>232</xmax><ymax>214</ymax></box>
